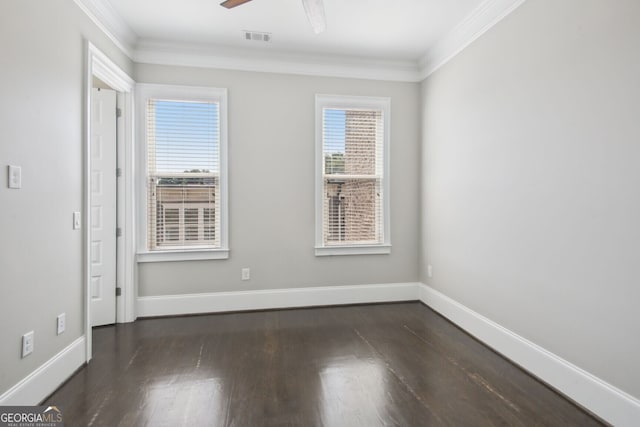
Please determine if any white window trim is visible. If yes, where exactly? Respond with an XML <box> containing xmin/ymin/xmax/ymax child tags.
<box><xmin>314</xmin><ymin>94</ymin><xmax>391</xmax><ymax>257</ymax></box>
<box><xmin>136</xmin><ymin>83</ymin><xmax>229</xmax><ymax>262</ymax></box>
<box><xmin>137</xmin><ymin>249</ymin><xmax>229</xmax><ymax>263</ymax></box>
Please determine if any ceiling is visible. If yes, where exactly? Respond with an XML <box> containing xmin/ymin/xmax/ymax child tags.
<box><xmin>77</xmin><ymin>0</ymin><xmax>526</xmax><ymax>81</ymax></box>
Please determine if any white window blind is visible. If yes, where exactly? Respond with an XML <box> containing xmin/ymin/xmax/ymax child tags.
<box><xmin>322</xmin><ymin>106</ymin><xmax>385</xmax><ymax>246</ymax></box>
<box><xmin>146</xmin><ymin>98</ymin><xmax>221</xmax><ymax>250</ymax></box>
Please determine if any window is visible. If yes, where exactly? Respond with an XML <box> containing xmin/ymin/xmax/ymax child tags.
<box><xmin>315</xmin><ymin>95</ymin><xmax>391</xmax><ymax>256</ymax></box>
<box><xmin>137</xmin><ymin>84</ymin><xmax>228</xmax><ymax>262</ymax></box>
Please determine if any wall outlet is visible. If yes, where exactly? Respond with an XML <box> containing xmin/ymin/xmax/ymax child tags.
<box><xmin>57</xmin><ymin>313</ymin><xmax>66</xmax><ymax>335</ymax></box>
<box><xmin>241</xmin><ymin>268</ymin><xmax>250</xmax><ymax>281</ymax></box>
<box><xmin>427</xmin><ymin>265</ymin><xmax>433</xmax><ymax>278</ymax></box>
<box><xmin>22</xmin><ymin>331</ymin><xmax>34</xmax><ymax>358</ymax></box>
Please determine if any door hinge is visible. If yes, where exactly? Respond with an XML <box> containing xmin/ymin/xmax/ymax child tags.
<box><xmin>116</xmin><ymin>227</ymin><xmax>122</xmax><ymax>237</ymax></box>
<box><xmin>115</xmin><ymin>287</ymin><xmax>122</xmax><ymax>297</ymax></box>
<box><xmin>116</xmin><ymin>107</ymin><xmax>122</xmax><ymax>118</ymax></box>
<box><xmin>116</xmin><ymin>167</ymin><xmax>122</xmax><ymax>177</ymax></box>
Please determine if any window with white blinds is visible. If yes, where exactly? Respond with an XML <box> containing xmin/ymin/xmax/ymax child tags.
<box><xmin>138</xmin><ymin>84</ymin><xmax>228</xmax><ymax>260</ymax></box>
<box><xmin>315</xmin><ymin>95</ymin><xmax>391</xmax><ymax>256</ymax></box>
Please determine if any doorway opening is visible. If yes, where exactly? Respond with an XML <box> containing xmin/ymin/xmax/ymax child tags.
<box><xmin>84</xmin><ymin>43</ymin><xmax>136</xmax><ymax>361</ymax></box>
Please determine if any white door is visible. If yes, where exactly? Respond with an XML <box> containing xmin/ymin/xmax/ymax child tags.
<box><xmin>91</xmin><ymin>88</ymin><xmax>117</xmax><ymax>326</ymax></box>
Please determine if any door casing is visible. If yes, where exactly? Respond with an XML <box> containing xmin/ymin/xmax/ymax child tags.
<box><xmin>84</xmin><ymin>42</ymin><xmax>136</xmax><ymax>362</ymax></box>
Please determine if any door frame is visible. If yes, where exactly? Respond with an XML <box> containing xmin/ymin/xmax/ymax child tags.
<box><xmin>84</xmin><ymin>42</ymin><xmax>136</xmax><ymax>362</ymax></box>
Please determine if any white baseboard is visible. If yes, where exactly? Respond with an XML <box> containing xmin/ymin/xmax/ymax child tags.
<box><xmin>137</xmin><ymin>282</ymin><xmax>420</xmax><ymax>317</ymax></box>
<box><xmin>418</xmin><ymin>283</ymin><xmax>640</xmax><ymax>426</ymax></box>
<box><xmin>0</xmin><ymin>336</ymin><xmax>85</xmax><ymax>405</ymax></box>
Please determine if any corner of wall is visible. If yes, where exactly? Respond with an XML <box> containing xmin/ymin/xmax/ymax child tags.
<box><xmin>418</xmin><ymin>283</ymin><xmax>640</xmax><ymax>426</ymax></box>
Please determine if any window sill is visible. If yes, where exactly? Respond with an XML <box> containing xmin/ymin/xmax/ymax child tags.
<box><xmin>315</xmin><ymin>244</ymin><xmax>391</xmax><ymax>257</ymax></box>
<box><xmin>137</xmin><ymin>248</ymin><xmax>229</xmax><ymax>263</ymax></box>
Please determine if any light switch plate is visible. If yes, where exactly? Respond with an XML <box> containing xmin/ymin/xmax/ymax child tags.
<box><xmin>73</xmin><ymin>212</ymin><xmax>81</xmax><ymax>230</ymax></box>
<box><xmin>8</xmin><ymin>165</ymin><xmax>21</xmax><ymax>189</ymax></box>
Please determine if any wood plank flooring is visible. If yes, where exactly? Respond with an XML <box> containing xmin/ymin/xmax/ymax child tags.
<box><xmin>45</xmin><ymin>303</ymin><xmax>604</xmax><ymax>426</ymax></box>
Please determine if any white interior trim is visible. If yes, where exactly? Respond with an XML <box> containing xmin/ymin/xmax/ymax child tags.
<box><xmin>73</xmin><ymin>0</ymin><xmax>136</xmax><ymax>58</ymax></box>
<box><xmin>74</xmin><ymin>0</ymin><xmax>525</xmax><ymax>83</ymax></box>
<box><xmin>0</xmin><ymin>337</ymin><xmax>85</xmax><ymax>405</ymax></box>
<box><xmin>135</xmin><ymin>83</ymin><xmax>229</xmax><ymax>260</ymax></box>
<box><xmin>85</xmin><ymin>42</ymin><xmax>137</xmax><ymax>363</ymax></box>
<box><xmin>314</xmin><ymin>95</ymin><xmax>391</xmax><ymax>254</ymax></box>
<box><xmin>137</xmin><ymin>282</ymin><xmax>420</xmax><ymax>317</ymax></box>
<box><xmin>418</xmin><ymin>0</ymin><xmax>527</xmax><ymax>79</ymax></box>
<box><xmin>137</xmin><ymin>249</ymin><xmax>230</xmax><ymax>263</ymax></box>
<box><xmin>418</xmin><ymin>283</ymin><xmax>640</xmax><ymax>426</ymax></box>
<box><xmin>134</xmin><ymin>39</ymin><xmax>421</xmax><ymax>82</ymax></box>
<box><xmin>315</xmin><ymin>244</ymin><xmax>392</xmax><ymax>256</ymax></box>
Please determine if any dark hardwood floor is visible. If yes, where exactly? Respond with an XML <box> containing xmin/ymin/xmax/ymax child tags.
<box><xmin>45</xmin><ymin>302</ymin><xmax>604</xmax><ymax>426</ymax></box>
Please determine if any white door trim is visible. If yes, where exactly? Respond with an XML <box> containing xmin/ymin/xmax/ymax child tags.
<box><xmin>84</xmin><ymin>42</ymin><xmax>136</xmax><ymax>362</ymax></box>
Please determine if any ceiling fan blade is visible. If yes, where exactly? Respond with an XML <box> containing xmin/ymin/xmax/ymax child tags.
<box><xmin>220</xmin><ymin>0</ymin><xmax>253</xmax><ymax>9</ymax></box>
<box><xmin>301</xmin><ymin>0</ymin><xmax>326</xmax><ymax>34</ymax></box>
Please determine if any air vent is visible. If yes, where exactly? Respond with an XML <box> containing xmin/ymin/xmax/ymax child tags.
<box><xmin>244</xmin><ymin>31</ymin><xmax>271</xmax><ymax>42</ymax></box>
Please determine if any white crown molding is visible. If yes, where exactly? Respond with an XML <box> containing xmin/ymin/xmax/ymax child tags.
<box><xmin>73</xmin><ymin>0</ymin><xmax>137</xmax><ymax>58</ymax></box>
<box><xmin>419</xmin><ymin>283</ymin><xmax>640</xmax><ymax>426</ymax></box>
<box><xmin>73</xmin><ymin>0</ymin><xmax>526</xmax><ymax>82</ymax></box>
<box><xmin>418</xmin><ymin>0</ymin><xmax>527</xmax><ymax>80</ymax></box>
<box><xmin>133</xmin><ymin>39</ymin><xmax>422</xmax><ymax>82</ymax></box>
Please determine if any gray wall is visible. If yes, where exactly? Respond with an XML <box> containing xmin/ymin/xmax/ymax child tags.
<box><xmin>5</xmin><ymin>0</ymin><xmax>635</xmax><ymax>409</ymax></box>
<box><xmin>420</xmin><ymin>0</ymin><xmax>640</xmax><ymax>399</ymax></box>
<box><xmin>0</xmin><ymin>0</ymin><xmax>132</xmax><ymax>395</ymax></box>
<box><xmin>135</xmin><ymin>64</ymin><xmax>420</xmax><ymax>296</ymax></box>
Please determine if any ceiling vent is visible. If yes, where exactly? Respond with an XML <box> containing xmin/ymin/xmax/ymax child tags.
<box><xmin>244</xmin><ymin>31</ymin><xmax>271</xmax><ymax>42</ymax></box>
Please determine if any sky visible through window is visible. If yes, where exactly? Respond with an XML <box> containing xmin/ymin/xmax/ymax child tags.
<box><xmin>154</xmin><ymin>99</ymin><xmax>219</xmax><ymax>174</ymax></box>
<box><xmin>152</xmin><ymin>102</ymin><xmax>348</xmax><ymax>174</ymax></box>
<box><xmin>324</xmin><ymin>108</ymin><xmax>346</xmax><ymax>154</ymax></box>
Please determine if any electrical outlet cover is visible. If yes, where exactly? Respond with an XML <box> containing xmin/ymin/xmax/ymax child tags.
<box><xmin>57</xmin><ymin>313</ymin><xmax>66</xmax><ymax>335</ymax></box>
<box><xmin>22</xmin><ymin>331</ymin><xmax>34</xmax><ymax>358</ymax></box>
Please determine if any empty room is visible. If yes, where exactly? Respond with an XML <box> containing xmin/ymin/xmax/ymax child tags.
<box><xmin>0</xmin><ymin>0</ymin><xmax>638</xmax><ymax>425</ymax></box>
